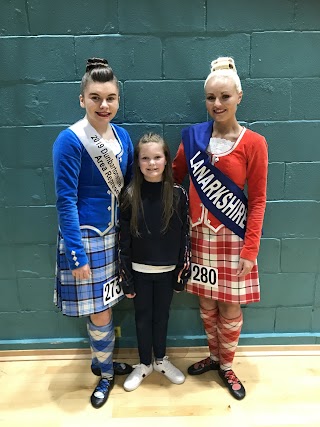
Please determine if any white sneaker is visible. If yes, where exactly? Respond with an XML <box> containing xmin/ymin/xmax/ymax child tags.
<box><xmin>123</xmin><ymin>363</ymin><xmax>153</xmax><ymax>392</ymax></box>
<box><xmin>153</xmin><ymin>356</ymin><xmax>185</xmax><ymax>384</ymax></box>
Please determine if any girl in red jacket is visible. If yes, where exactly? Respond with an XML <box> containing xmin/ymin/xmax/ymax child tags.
<box><xmin>173</xmin><ymin>57</ymin><xmax>268</xmax><ymax>400</ymax></box>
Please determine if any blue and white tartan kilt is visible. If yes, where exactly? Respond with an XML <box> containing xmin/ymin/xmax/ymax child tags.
<box><xmin>54</xmin><ymin>228</ymin><xmax>124</xmax><ymax>317</ymax></box>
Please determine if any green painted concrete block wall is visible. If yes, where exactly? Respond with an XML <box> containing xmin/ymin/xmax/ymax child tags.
<box><xmin>1</xmin><ymin>0</ymin><xmax>320</xmax><ymax>349</ymax></box>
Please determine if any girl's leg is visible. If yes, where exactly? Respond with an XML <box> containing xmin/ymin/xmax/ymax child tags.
<box><xmin>123</xmin><ymin>272</ymin><xmax>154</xmax><ymax>392</ymax></box>
<box><xmin>88</xmin><ymin>338</ymin><xmax>100</xmax><ymax>376</ymax></box>
<box><xmin>133</xmin><ymin>271</ymin><xmax>154</xmax><ymax>366</ymax></box>
<box><xmin>87</xmin><ymin>310</ymin><xmax>115</xmax><ymax>408</ymax></box>
<box><xmin>152</xmin><ymin>271</ymin><xmax>173</xmax><ymax>360</ymax></box>
<box><xmin>152</xmin><ymin>272</ymin><xmax>184</xmax><ymax>385</ymax></box>
<box><xmin>216</xmin><ymin>302</ymin><xmax>242</xmax><ymax>370</ymax></box>
<box><xmin>200</xmin><ymin>301</ymin><xmax>219</xmax><ymax>362</ymax></box>
<box><xmin>216</xmin><ymin>301</ymin><xmax>245</xmax><ymax>400</ymax></box>
<box><xmin>188</xmin><ymin>296</ymin><xmax>220</xmax><ymax>375</ymax></box>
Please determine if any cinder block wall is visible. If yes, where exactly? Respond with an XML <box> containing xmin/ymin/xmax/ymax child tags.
<box><xmin>1</xmin><ymin>0</ymin><xmax>320</xmax><ymax>349</ymax></box>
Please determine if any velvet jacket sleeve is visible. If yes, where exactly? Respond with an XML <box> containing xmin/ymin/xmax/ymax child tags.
<box><xmin>240</xmin><ymin>136</ymin><xmax>268</xmax><ymax>261</ymax></box>
<box><xmin>118</xmin><ymin>196</ymin><xmax>134</xmax><ymax>295</ymax></box>
<box><xmin>123</xmin><ymin>133</ymin><xmax>134</xmax><ymax>186</ymax></box>
<box><xmin>172</xmin><ymin>142</ymin><xmax>188</xmax><ymax>184</ymax></box>
<box><xmin>53</xmin><ymin>130</ymin><xmax>88</xmax><ymax>270</ymax></box>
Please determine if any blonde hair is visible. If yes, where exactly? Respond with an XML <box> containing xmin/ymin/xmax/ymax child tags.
<box><xmin>204</xmin><ymin>57</ymin><xmax>242</xmax><ymax>93</ymax></box>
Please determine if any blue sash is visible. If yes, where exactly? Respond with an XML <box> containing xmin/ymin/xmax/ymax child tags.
<box><xmin>182</xmin><ymin>121</ymin><xmax>247</xmax><ymax>240</ymax></box>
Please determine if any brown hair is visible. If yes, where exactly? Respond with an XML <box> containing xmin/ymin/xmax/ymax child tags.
<box><xmin>80</xmin><ymin>57</ymin><xmax>119</xmax><ymax>95</ymax></box>
<box><xmin>120</xmin><ymin>133</ymin><xmax>179</xmax><ymax>236</ymax></box>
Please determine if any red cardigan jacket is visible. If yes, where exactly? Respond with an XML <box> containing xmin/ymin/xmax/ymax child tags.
<box><xmin>172</xmin><ymin>127</ymin><xmax>268</xmax><ymax>261</ymax></box>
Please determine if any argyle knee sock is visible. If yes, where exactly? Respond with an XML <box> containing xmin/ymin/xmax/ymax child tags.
<box><xmin>87</xmin><ymin>317</ymin><xmax>115</xmax><ymax>379</ymax></box>
<box><xmin>87</xmin><ymin>320</ymin><xmax>99</xmax><ymax>370</ymax></box>
<box><xmin>91</xmin><ymin>355</ymin><xmax>99</xmax><ymax>369</ymax></box>
<box><xmin>217</xmin><ymin>312</ymin><xmax>243</xmax><ymax>371</ymax></box>
<box><xmin>90</xmin><ymin>355</ymin><xmax>100</xmax><ymax>376</ymax></box>
<box><xmin>200</xmin><ymin>305</ymin><xmax>219</xmax><ymax>362</ymax></box>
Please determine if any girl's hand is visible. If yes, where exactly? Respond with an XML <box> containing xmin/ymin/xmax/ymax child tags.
<box><xmin>126</xmin><ymin>293</ymin><xmax>136</xmax><ymax>299</ymax></box>
<box><xmin>72</xmin><ymin>263</ymin><xmax>92</xmax><ymax>280</ymax></box>
<box><xmin>237</xmin><ymin>258</ymin><xmax>255</xmax><ymax>277</ymax></box>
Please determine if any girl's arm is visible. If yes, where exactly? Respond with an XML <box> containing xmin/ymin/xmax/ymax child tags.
<box><xmin>173</xmin><ymin>186</ymin><xmax>191</xmax><ymax>291</ymax></box>
<box><xmin>123</xmin><ymin>132</ymin><xmax>134</xmax><ymax>186</ymax></box>
<box><xmin>118</xmin><ymin>199</ymin><xmax>135</xmax><ymax>295</ymax></box>
<box><xmin>240</xmin><ymin>136</ymin><xmax>268</xmax><ymax>261</ymax></box>
<box><xmin>172</xmin><ymin>142</ymin><xmax>188</xmax><ymax>184</ymax></box>
<box><xmin>53</xmin><ymin>130</ymin><xmax>89</xmax><ymax>270</ymax></box>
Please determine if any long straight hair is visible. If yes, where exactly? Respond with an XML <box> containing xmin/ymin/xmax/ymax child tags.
<box><xmin>120</xmin><ymin>133</ymin><xmax>178</xmax><ymax>237</ymax></box>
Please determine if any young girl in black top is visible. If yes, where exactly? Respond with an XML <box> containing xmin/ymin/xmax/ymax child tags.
<box><xmin>119</xmin><ymin>133</ymin><xmax>191</xmax><ymax>391</ymax></box>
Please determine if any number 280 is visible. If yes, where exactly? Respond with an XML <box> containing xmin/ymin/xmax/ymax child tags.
<box><xmin>192</xmin><ymin>265</ymin><xmax>217</xmax><ymax>285</ymax></box>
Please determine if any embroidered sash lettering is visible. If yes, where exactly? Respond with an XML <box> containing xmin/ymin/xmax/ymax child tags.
<box><xmin>182</xmin><ymin>122</ymin><xmax>247</xmax><ymax>239</ymax></box>
<box><xmin>70</xmin><ymin>118</ymin><xmax>124</xmax><ymax>198</ymax></box>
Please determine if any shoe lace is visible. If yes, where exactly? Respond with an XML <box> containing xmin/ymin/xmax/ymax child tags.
<box><xmin>224</xmin><ymin>370</ymin><xmax>240</xmax><ymax>385</ymax></box>
<box><xmin>114</xmin><ymin>362</ymin><xmax>126</xmax><ymax>370</ymax></box>
<box><xmin>95</xmin><ymin>378</ymin><xmax>112</xmax><ymax>396</ymax></box>
<box><xmin>195</xmin><ymin>356</ymin><xmax>211</xmax><ymax>369</ymax></box>
<box><xmin>161</xmin><ymin>357</ymin><xmax>177</xmax><ymax>373</ymax></box>
<box><xmin>132</xmin><ymin>363</ymin><xmax>149</xmax><ymax>376</ymax></box>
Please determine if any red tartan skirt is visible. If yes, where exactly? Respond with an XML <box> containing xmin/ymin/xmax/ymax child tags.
<box><xmin>186</xmin><ymin>224</ymin><xmax>260</xmax><ymax>304</ymax></box>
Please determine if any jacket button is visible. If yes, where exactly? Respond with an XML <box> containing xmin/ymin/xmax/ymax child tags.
<box><xmin>207</xmin><ymin>219</ymin><xmax>211</xmax><ymax>224</ymax></box>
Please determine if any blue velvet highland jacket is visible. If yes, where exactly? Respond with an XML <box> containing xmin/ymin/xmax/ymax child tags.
<box><xmin>53</xmin><ymin>123</ymin><xmax>134</xmax><ymax>270</ymax></box>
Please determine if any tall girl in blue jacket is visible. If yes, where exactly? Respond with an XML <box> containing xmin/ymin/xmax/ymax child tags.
<box><xmin>53</xmin><ymin>58</ymin><xmax>134</xmax><ymax>408</ymax></box>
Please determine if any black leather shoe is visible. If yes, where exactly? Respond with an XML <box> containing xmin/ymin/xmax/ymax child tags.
<box><xmin>90</xmin><ymin>377</ymin><xmax>114</xmax><ymax>409</ymax></box>
<box><xmin>91</xmin><ymin>364</ymin><xmax>101</xmax><ymax>376</ymax></box>
<box><xmin>91</xmin><ymin>362</ymin><xmax>133</xmax><ymax>376</ymax></box>
<box><xmin>113</xmin><ymin>361</ymin><xmax>133</xmax><ymax>375</ymax></box>
<box><xmin>218</xmin><ymin>369</ymin><xmax>246</xmax><ymax>400</ymax></box>
<box><xmin>187</xmin><ymin>356</ymin><xmax>220</xmax><ymax>375</ymax></box>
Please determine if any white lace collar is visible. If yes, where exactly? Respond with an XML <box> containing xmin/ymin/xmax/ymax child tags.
<box><xmin>207</xmin><ymin>127</ymin><xmax>246</xmax><ymax>156</ymax></box>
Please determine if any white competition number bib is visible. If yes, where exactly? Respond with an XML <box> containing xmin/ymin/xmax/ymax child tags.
<box><xmin>191</xmin><ymin>263</ymin><xmax>218</xmax><ymax>289</ymax></box>
<box><xmin>103</xmin><ymin>278</ymin><xmax>124</xmax><ymax>306</ymax></box>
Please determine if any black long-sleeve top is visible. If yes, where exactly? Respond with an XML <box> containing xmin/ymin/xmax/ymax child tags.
<box><xmin>119</xmin><ymin>180</ymin><xmax>191</xmax><ymax>294</ymax></box>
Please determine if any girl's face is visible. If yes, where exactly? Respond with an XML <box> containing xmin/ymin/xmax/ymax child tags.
<box><xmin>138</xmin><ymin>142</ymin><xmax>167</xmax><ymax>182</ymax></box>
<box><xmin>205</xmin><ymin>76</ymin><xmax>242</xmax><ymax>123</ymax></box>
<box><xmin>79</xmin><ymin>80</ymin><xmax>119</xmax><ymax>130</ymax></box>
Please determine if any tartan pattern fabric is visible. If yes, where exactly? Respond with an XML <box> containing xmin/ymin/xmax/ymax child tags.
<box><xmin>200</xmin><ymin>306</ymin><xmax>219</xmax><ymax>362</ymax></box>
<box><xmin>54</xmin><ymin>228</ymin><xmax>124</xmax><ymax>317</ymax></box>
<box><xmin>186</xmin><ymin>224</ymin><xmax>260</xmax><ymax>304</ymax></box>
<box><xmin>87</xmin><ymin>318</ymin><xmax>115</xmax><ymax>378</ymax></box>
<box><xmin>217</xmin><ymin>312</ymin><xmax>243</xmax><ymax>370</ymax></box>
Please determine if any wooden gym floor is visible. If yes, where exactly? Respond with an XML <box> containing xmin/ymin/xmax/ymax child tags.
<box><xmin>0</xmin><ymin>346</ymin><xmax>320</xmax><ymax>427</ymax></box>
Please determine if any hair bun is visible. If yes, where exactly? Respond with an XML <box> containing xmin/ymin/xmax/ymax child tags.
<box><xmin>86</xmin><ymin>57</ymin><xmax>109</xmax><ymax>72</ymax></box>
<box><xmin>210</xmin><ymin>57</ymin><xmax>237</xmax><ymax>73</ymax></box>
